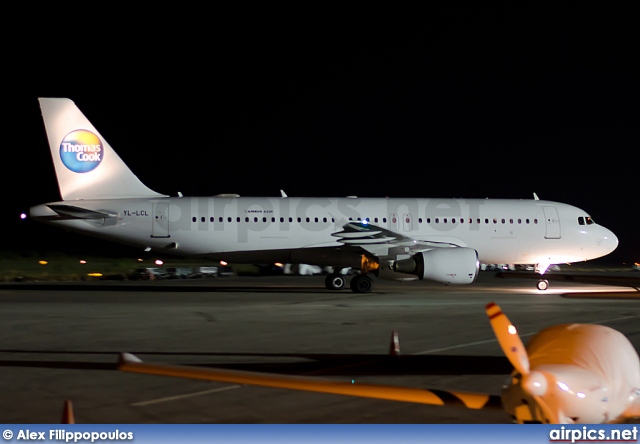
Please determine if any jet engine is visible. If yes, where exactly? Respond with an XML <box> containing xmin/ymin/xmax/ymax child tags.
<box><xmin>391</xmin><ymin>247</ymin><xmax>479</xmax><ymax>284</ymax></box>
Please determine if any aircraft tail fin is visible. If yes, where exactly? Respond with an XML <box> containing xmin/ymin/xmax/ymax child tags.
<box><xmin>38</xmin><ymin>98</ymin><xmax>167</xmax><ymax>201</ymax></box>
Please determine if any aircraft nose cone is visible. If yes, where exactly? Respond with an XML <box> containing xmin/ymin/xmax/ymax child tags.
<box><xmin>600</xmin><ymin>228</ymin><xmax>619</xmax><ymax>255</ymax></box>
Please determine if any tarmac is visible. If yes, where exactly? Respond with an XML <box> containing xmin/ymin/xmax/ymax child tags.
<box><xmin>1</xmin><ymin>272</ymin><xmax>639</xmax><ymax>424</ymax></box>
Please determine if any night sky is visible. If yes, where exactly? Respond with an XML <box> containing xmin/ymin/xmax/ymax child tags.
<box><xmin>4</xmin><ymin>8</ymin><xmax>639</xmax><ymax>263</ymax></box>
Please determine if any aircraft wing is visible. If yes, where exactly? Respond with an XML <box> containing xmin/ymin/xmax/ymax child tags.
<box><xmin>332</xmin><ymin>221</ymin><xmax>464</xmax><ymax>257</ymax></box>
<box><xmin>117</xmin><ymin>353</ymin><xmax>501</xmax><ymax>410</ymax></box>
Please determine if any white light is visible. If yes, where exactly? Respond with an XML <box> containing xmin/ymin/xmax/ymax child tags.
<box><xmin>557</xmin><ymin>382</ymin><xmax>569</xmax><ymax>392</ymax></box>
<box><xmin>155</xmin><ymin>259</ymin><xmax>163</xmax><ymax>265</ymax></box>
<box><xmin>20</xmin><ymin>213</ymin><xmax>27</xmax><ymax>220</ymax></box>
<box><xmin>577</xmin><ymin>392</ymin><xmax>586</xmax><ymax>398</ymax></box>
<box><xmin>508</xmin><ymin>325</ymin><xmax>517</xmax><ymax>335</ymax></box>
<box><xmin>220</xmin><ymin>260</ymin><xmax>228</xmax><ymax>266</ymax></box>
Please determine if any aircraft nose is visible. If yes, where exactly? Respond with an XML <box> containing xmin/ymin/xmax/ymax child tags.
<box><xmin>599</xmin><ymin>227</ymin><xmax>619</xmax><ymax>255</ymax></box>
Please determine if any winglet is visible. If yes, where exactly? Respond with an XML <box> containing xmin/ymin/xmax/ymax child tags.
<box><xmin>119</xmin><ymin>352</ymin><xmax>143</xmax><ymax>365</ymax></box>
<box><xmin>389</xmin><ymin>330</ymin><xmax>400</xmax><ymax>356</ymax></box>
<box><xmin>61</xmin><ymin>399</ymin><xmax>75</xmax><ymax>424</ymax></box>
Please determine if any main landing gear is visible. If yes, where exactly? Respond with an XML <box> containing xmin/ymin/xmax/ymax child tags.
<box><xmin>324</xmin><ymin>272</ymin><xmax>373</xmax><ymax>294</ymax></box>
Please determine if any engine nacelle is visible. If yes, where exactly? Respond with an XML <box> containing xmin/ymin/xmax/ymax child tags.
<box><xmin>392</xmin><ymin>248</ymin><xmax>479</xmax><ymax>284</ymax></box>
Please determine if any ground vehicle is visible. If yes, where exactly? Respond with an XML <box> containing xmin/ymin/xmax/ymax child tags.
<box><xmin>131</xmin><ymin>268</ymin><xmax>167</xmax><ymax>280</ymax></box>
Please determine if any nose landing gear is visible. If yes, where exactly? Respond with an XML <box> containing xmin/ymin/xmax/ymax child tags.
<box><xmin>536</xmin><ymin>279</ymin><xmax>549</xmax><ymax>291</ymax></box>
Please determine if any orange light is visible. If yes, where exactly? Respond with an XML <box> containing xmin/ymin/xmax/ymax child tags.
<box><xmin>38</xmin><ymin>260</ymin><xmax>48</xmax><ymax>265</ymax></box>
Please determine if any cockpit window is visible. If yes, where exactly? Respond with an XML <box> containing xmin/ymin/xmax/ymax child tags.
<box><xmin>578</xmin><ymin>216</ymin><xmax>595</xmax><ymax>225</ymax></box>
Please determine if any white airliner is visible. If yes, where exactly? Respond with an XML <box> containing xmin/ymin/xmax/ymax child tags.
<box><xmin>118</xmin><ymin>302</ymin><xmax>640</xmax><ymax>424</ymax></box>
<box><xmin>29</xmin><ymin>98</ymin><xmax>618</xmax><ymax>292</ymax></box>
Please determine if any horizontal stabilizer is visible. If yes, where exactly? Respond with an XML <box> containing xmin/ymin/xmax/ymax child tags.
<box><xmin>47</xmin><ymin>204</ymin><xmax>117</xmax><ymax>220</ymax></box>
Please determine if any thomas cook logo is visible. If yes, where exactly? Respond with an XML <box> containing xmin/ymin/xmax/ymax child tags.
<box><xmin>59</xmin><ymin>130</ymin><xmax>103</xmax><ymax>173</ymax></box>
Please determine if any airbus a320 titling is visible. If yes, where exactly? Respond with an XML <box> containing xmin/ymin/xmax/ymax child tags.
<box><xmin>29</xmin><ymin>98</ymin><xmax>618</xmax><ymax>292</ymax></box>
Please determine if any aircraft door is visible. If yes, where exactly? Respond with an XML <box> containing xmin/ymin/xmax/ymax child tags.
<box><xmin>542</xmin><ymin>206</ymin><xmax>561</xmax><ymax>239</ymax></box>
<box><xmin>402</xmin><ymin>213</ymin><xmax>413</xmax><ymax>232</ymax></box>
<box><xmin>152</xmin><ymin>203</ymin><xmax>170</xmax><ymax>238</ymax></box>
<box><xmin>389</xmin><ymin>213</ymin><xmax>399</xmax><ymax>231</ymax></box>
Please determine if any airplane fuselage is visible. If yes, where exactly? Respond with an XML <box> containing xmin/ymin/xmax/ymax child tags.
<box><xmin>30</xmin><ymin>196</ymin><xmax>617</xmax><ymax>270</ymax></box>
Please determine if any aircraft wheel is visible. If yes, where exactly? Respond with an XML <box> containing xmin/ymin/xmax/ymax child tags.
<box><xmin>325</xmin><ymin>273</ymin><xmax>346</xmax><ymax>290</ymax></box>
<box><xmin>350</xmin><ymin>274</ymin><xmax>373</xmax><ymax>293</ymax></box>
<box><xmin>536</xmin><ymin>279</ymin><xmax>549</xmax><ymax>291</ymax></box>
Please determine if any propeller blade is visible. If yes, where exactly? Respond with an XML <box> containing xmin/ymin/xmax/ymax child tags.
<box><xmin>486</xmin><ymin>302</ymin><xmax>530</xmax><ymax>375</ymax></box>
<box><xmin>486</xmin><ymin>303</ymin><xmax>562</xmax><ymax>423</ymax></box>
